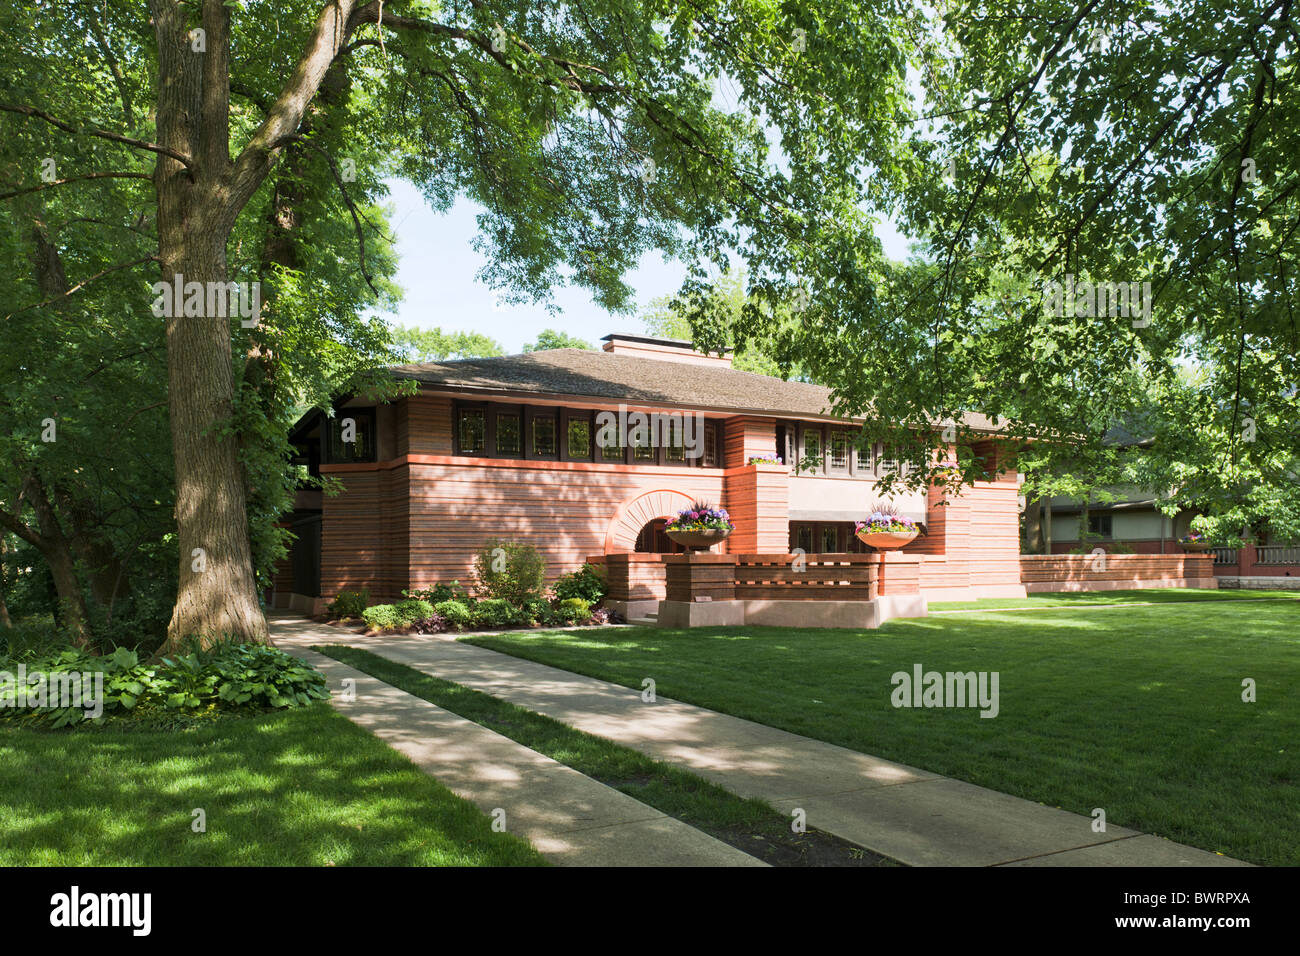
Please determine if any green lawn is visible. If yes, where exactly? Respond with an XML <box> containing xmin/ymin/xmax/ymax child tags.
<box><xmin>316</xmin><ymin>644</ymin><xmax>895</xmax><ymax>866</ymax></box>
<box><xmin>0</xmin><ymin>703</ymin><xmax>545</xmax><ymax>866</ymax></box>
<box><xmin>466</xmin><ymin>600</ymin><xmax>1300</xmax><ymax>865</ymax></box>
<box><xmin>929</xmin><ymin>587</ymin><xmax>1300</xmax><ymax>612</ymax></box>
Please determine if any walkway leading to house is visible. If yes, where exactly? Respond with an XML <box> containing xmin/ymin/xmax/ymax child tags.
<box><xmin>272</xmin><ymin>616</ymin><xmax>1249</xmax><ymax>867</ymax></box>
<box><xmin>281</xmin><ymin>637</ymin><xmax>764</xmax><ymax>867</ymax></box>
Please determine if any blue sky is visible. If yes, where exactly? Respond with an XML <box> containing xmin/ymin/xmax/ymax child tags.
<box><xmin>379</xmin><ymin>177</ymin><xmax>914</xmax><ymax>353</ymax></box>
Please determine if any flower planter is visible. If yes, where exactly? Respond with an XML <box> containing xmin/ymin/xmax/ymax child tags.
<box><xmin>666</xmin><ymin>528</ymin><xmax>732</xmax><ymax>551</ymax></box>
<box><xmin>855</xmin><ymin>529</ymin><xmax>918</xmax><ymax>550</ymax></box>
<box><xmin>1179</xmin><ymin>541</ymin><xmax>1212</xmax><ymax>552</ymax></box>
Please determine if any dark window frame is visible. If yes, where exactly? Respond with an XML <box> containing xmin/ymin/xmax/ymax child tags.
<box><xmin>524</xmin><ymin>406</ymin><xmax>559</xmax><ymax>460</ymax></box>
<box><xmin>325</xmin><ymin>407</ymin><xmax>378</xmax><ymax>464</ymax></box>
<box><xmin>1087</xmin><ymin>514</ymin><xmax>1114</xmax><ymax>539</ymax></box>
<box><xmin>491</xmin><ymin>404</ymin><xmax>524</xmax><ymax>458</ymax></box>
<box><xmin>561</xmin><ymin>408</ymin><xmax>594</xmax><ymax>462</ymax></box>
<box><xmin>828</xmin><ymin>429</ymin><xmax>852</xmax><ymax>474</ymax></box>
<box><xmin>798</xmin><ymin>424</ymin><xmax>825</xmax><ymax>475</ymax></box>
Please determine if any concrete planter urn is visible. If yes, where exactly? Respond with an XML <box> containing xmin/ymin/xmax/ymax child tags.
<box><xmin>1179</xmin><ymin>540</ymin><xmax>1212</xmax><ymax>552</ymax></box>
<box><xmin>855</xmin><ymin>529</ymin><xmax>918</xmax><ymax>550</ymax></box>
<box><xmin>666</xmin><ymin>528</ymin><xmax>732</xmax><ymax>551</ymax></box>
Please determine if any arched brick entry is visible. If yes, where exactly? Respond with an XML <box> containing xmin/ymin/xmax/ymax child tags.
<box><xmin>604</xmin><ymin>489</ymin><xmax>696</xmax><ymax>553</ymax></box>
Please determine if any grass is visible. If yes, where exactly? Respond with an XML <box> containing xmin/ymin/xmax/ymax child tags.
<box><xmin>928</xmin><ymin>587</ymin><xmax>1300</xmax><ymax>612</ymax></box>
<box><xmin>0</xmin><ymin>702</ymin><xmax>545</xmax><ymax>866</ymax></box>
<box><xmin>464</xmin><ymin>600</ymin><xmax>1300</xmax><ymax>865</ymax></box>
<box><xmin>315</xmin><ymin>644</ymin><xmax>896</xmax><ymax>866</ymax></box>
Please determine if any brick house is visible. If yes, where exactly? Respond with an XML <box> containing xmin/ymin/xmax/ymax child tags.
<box><xmin>270</xmin><ymin>334</ymin><xmax>1028</xmax><ymax>613</ymax></box>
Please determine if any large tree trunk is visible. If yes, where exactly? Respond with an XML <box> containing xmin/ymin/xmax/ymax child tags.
<box><xmin>147</xmin><ymin>0</ymin><xmax>362</xmax><ymax>650</ymax></box>
<box><xmin>153</xmin><ymin>0</ymin><xmax>267</xmax><ymax>651</ymax></box>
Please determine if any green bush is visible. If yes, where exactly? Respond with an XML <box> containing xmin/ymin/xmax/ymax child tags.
<box><xmin>394</xmin><ymin>599</ymin><xmax>435</xmax><ymax>626</ymax></box>
<box><xmin>474</xmin><ymin>539</ymin><xmax>547</xmax><ymax>605</ymax></box>
<box><xmin>557</xmin><ymin>597</ymin><xmax>592</xmax><ymax>623</ymax></box>
<box><xmin>404</xmin><ymin>581</ymin><xmax>470</xmax><ymax>604</ymax></box>
<box><xmin>327</xmin><ymin>589</ymin><xmax>369</xmax><ymax>619</ymax></box>
<box><xmin>0</xmin><ymin>644</ymin><xmax>328</xmax><ymax>728</ymax></box>
<box><xmin>362</xmin><ymin>604</ymin><xmax>402</xmax><ymax>631</ymax></box>
<box><xmin>471</xmin><ymin>598</ymin><xmax>528</xmax><ymax>629</ymax></box>
<box><xmin>552</xmin><ymin>563</ymin><xmax>607</xmax><ymax>605</ymax></box>
<box><xmin>522</xmin><ymin>598</ymin><xmax>553</xmax><ymax>626</ymax></box>
<box><xmin>433</xmin><ymin>600</ymin><xmax>473</xmax><ymax>630</ymax></box>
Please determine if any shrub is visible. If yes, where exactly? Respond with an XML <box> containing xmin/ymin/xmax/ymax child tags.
<box><xmin>362</xmin><ymin>604</ymin><xmax>402</xmax><ymax>631</ymax></box>
<box><xmin>394</xmin><ymin>599</ymin><xmax>435</xmax><ymax>626</ymax></box>
<box><xmin>326</xmin><ymin>589</ymin><xmax>369</xmax><ymax>620</ymax></box>
<box><xmin>552</xmin><ymin>563</ymin><xmax>607</xmax><ymax>605</ymax></box>
<box><xmin>404</xmin><ymin>581</ymin><xmax>470</xmax><ymax>604</ymax></box>
<box><xmin>0</xmin><ymin>644</ymin><xmax>328</xmax><ymax>728</ymax></box>
<box><xmin>557</xmin><ymin>597</ymin><xmax>592</xmax><ymax>623</ymax></box>
<box><xmin>409</xmin><ymin>614</ymin><xmax>449</xmax><ymax>634</ymax></box>
<box><xmin>433</xmin><ymin>600</ymin><xmax>473</xmax><ymax>630</ymax></box>
<box><xmin>474</xmin><ymin>539</ymin><xmax>547</xmax><ymax>605</ymax></box>
<box><xmin>522</xmin><ymin>598</ymin><xmax>553</xmax><ymax>626</ymax></box>
<box><xmin>471</xmin><ymin>598</ymin><xmax>528</xmax><ymax>629</ymax></box>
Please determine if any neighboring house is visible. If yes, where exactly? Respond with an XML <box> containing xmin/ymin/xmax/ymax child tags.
<box><xmin>1024</xmin><ymin>420</ymin><xmax>1300</xmax><ymax>583</ymax></box>
<box><xmin>271</xmin><ymin>333</ymin><xmax>1026</xmax><ymax>611</ymax></box>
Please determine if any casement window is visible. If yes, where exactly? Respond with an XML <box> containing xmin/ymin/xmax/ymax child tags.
<box><xmin>821</xmin><ymin>524</ymin><xmax>840</xmax><ymax>553</ymax></box>
<box><xmin>799</xmin><ymin>426</ymin><xmax>824</xmax><ymax>474</ymax></box>
<box><xmin>702</xmin><ymin>422</ymin><xmax>719</xmax><ymax>468</ymax></box>
<box><xmin>563</xmin><ymin>411</ymin><xmax>593</xmax><ymax>461</ymax></box>
<box><xmin>494</xmin><ymin>410</ymin><xmax>522</xmax><ymax>456</ymax></box>
<box><xmin>631</xmin><ymin>430</ymin><xmax>657</xmax><ymax>462</ymax></box>
<box><xmin>664</xmin><ymin>415</ymin><xmax>687</xmax><ymax>463</ymax></box>
<box><xmin>1087</xmin><ymin>515</ymin><xmax>1113</xmax><ymax>538</ymax></box>
<box><xmin>528</xmin><ymin>411</ymin><xmax>558</xmax><ymax>459</ymax></box>
<box><xmin>325</xmin><ymin>408</ymin><xmax>377</xmax><ymax>463</ymax></box>
<box><xmin>877</xmin><ymin>443</ymin><xmax>900</xmax><ymax>477</ymax></box>
<box><xmin>828</xmin><ymin>430</ymin><xmax>851</xmax><ymax>473</ymax></box>
<box><xmin>599</xmin><ymin>425</ymin><xmax>625</xmax><ymax>461</ymax></box>
<box><xmin>794</xmin><ymin>524</ymin><xmax>814</xmax><ymax>553</ymax></box>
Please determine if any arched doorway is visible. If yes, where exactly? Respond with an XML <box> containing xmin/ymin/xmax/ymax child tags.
<box><xmin>634</xmin><ymin>518</ymin><xmax>687</xmax><ymax>553</ymax></box>
<box><xmin>603</xmin><ymin>489</ymin><xmax>698</xmax><ymax>553</ymax></box>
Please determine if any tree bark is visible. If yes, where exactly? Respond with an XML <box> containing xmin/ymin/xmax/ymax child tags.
<box><xmin>148</xmin><ymin>0</ymin><xmax>365</xmax><ymax>651</ymax></box>
<box><xmin>153</xmin><ymin>0</ymin><xmax>267</xmax><ymax>650</ymax></box>
<box><xmin>0</xmin><ymin>529</ymin><xmax>12</xmax><ymax>629</ymax></box>
<box><xmin>0</xmin><ymin>478</ymin><xmax>93</xmax><ymax>648</ymax></box>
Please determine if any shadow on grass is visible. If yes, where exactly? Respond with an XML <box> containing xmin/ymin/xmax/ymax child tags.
<box><xmin>0</xmin><ymin>704</ymin><xmax>544</xmax><ymax>866</ymax></box>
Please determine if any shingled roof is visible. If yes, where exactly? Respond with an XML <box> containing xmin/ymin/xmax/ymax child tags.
<box><xmin>389</xmin><ymin>348</ymin><xmax>1004</xmax><ymax>432</ymax></box>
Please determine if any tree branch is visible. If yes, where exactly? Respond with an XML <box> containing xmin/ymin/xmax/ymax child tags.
<box><xmin>0</xmin><ymin>103</ymin><xmax>192</xmax><ymax>167</ymax></box>
<box><xmin>3</xmin><ymin>255</ymin><xmax>157</xmax><ymax>320</ymax></box>
<box><xmin>0</xmin><ymin>171</ymin><xmax>152</xmax><ymax>202</ymax></box>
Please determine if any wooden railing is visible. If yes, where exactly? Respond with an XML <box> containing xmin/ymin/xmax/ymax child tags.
<box><xmin>1257</xmin><ymin>545</ymin><xmax>1300</xmax><ymax>565</ymax></box>
<box><xmin>732</xmin><ymin>553</ymin><xmax>877</xmax><ymax>601</ymax></box>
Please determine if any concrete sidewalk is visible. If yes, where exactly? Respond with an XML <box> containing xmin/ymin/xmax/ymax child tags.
<box><xmin>288</xmin><ymin>643</ymin><xmax>764</xmax><ymax>867</ymax></box>
<box><xmin>275</xmin><ymin>615</ymin><xmax>1250</xmax><ymax>867</ymax></box>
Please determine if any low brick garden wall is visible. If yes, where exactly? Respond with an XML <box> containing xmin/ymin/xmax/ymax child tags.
<box><xmin>1020</xmin><ymin>553</ymin><xmax>1217</xmax><ymax>592</ymax></box>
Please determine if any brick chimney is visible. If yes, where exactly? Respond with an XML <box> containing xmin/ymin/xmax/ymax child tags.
<box><xmin>601</xmin><ymin>333</ymin><xmax>733</xmax><ymax>368</ymax></box>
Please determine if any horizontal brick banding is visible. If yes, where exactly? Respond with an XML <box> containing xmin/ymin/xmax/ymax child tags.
<box><xmin>1020</xmin><ymin>553</ymin><xmax>1214</xmax><ymax>589</ymax></box>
